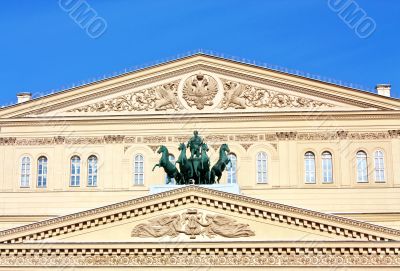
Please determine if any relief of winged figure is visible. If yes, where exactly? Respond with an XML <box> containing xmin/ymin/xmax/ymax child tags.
<box><xmin>153</xmin><ymin>82</ymin><xmax>182</xmax><ymax>111</ymax></box>
<box><xmin>182</xmin><ymin>73</ymin><xmax>218</xmax><ymax>110</ymax></box>
<box><xmin>220</xmin><ymin>80</ymin><xmax>247</xmax><ymax>109</ymax></box>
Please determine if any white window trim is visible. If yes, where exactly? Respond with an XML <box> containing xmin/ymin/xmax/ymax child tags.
<box><xmin>20</xmin><ymin>156</ymin><xmax>31</xmax><ymax>188</ymax></box>
<box><xmin>133</xmin><ymin>154</ymin><xmax>145</xmax><ymax>186</ymax></box>
<box><xmin>374</xmin><ymin>150</ymin><xmax>385</xmax><ymax>183</ymax></box>
<box><xmin>256</xmin><ymin>152</ymin><xmax>268</xmax><ymax>184</ymax></box>
<box><xmin>87</xmin><ymin>156</ymin><xmax>98</xmax><ymax>187</ymax></box>
<box><xmin>356</xmin><ymin>151</ymin><xmax>368</xmax><ymax>183</ymax></box>
<box><xmin>321</xmin><ymin>152</ymin><xmax>333</xmax><ymax>184</ymax></box>
<box><xmin>37</xmin><ymin>156</ymin><xmax>48</xmax><ymax>188</ymax></box>
<box><xmin>70</xmin><ymin>156</ymin><xmax>81</xmax><ymax>187</ymax></box>
<box><xmin>304</xmin><ymin>152</ymin><xmax>316</xmax><ymax>184</ymax></box>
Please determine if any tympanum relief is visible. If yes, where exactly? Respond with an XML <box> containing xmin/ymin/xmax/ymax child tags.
<box><xmin>131</xmin><ymin>209</ymin><xmax>255</xmax><ymax>239</ymax></box>
<box><xmin>182</xmin><ymin>73</ymin><xmax>219</xmax><ymax>110</ymax></box>
<box><xmin>219</xmin><ymin>79</ymin><xmax>335</xmax><ymax>109</ymax></box>
<box><xmin>69</xmin><ymin>80</ymin><xmax>182</xmax><ymax>112</ymax></box>
<box><xmin>67</xmin><ymin>74</ymin><xmax>337</xmax><ymax>113</ymax></box>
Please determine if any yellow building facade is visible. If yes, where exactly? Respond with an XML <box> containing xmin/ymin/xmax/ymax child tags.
<box><xmin>0</xmin><ymin>54</ymin><xmax>400</xmax><ymax>269</ymax></box>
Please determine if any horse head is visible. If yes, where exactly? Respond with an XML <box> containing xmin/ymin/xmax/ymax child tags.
<box><xmin>178</xmin><ymin>143</ymin><xmax>186</xmax><ymax>151</ymax></box>
<box><xmin>201</xmin><ymin>143</ymin><xmax>209</xmax><ymax>152</ymax></box>
<box><xmin>157</xmin><ymin>145</ymin><xmax>168</xmax><ymax>154</ymax></box>
<box><xmin>220</xmin><ymin>143</ymin><xmax>230</xmax><ymax>154</ymax></box>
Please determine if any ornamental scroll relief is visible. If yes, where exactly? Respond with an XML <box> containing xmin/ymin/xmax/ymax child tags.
<box><xmin>68</xmin><ymin>80</ymin><xmax>183</xmax><ymax>112</ymax></box>
<box><xmin>219</xmin><ymin>79</ymin><xmax>335</xmax><ymax>109</ymax></box>
<box><xmin>131</xmin><ymin>209</ymin><xmax>255</xmax><ymax>239</ymax></box>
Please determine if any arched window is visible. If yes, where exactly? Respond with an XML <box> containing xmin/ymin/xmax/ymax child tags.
<box><xmin>304</xmin><ymin>152</ymin><xmax>316</xmax><ymax>184</ymax></box>
<box><xmin>227</xmin><ymin>153</ymin><xmax>237</xmax><ymax>184</ymax></box>
<box><xmin>87</xmin><ymin>155</ymin><xmax>98</xmax><ymax>187</ymax></box>
<box><xmin>20</xmin><ymin>156</ymin><xmax>31</xmax><ymax>187</ymax></box>
<box><xmin>356</xmin><ymin>151</ymin><xmax>368</xmax><ymax>183</ymax></box>
<box><xmin>374</xmin><ymin>150</ymin><xmax>385</xmax><ymax>182</ymax></box>
<box><xmin>165</xmin><ymin>154</ymin><xmax>175</xmax><ymax>185</ymax></box>
<box><xmin>321</xmin><ymin>151</ymin><xmax>333</xmax><ymax>183</ymax></box>
<box><xmin>37</xmin><ymin>156</ymin><xmax>48</xmax><ymax>188</ymax></box>
<box><xmin>256</xmin><ymin>152</ymin><xmax>268</xmax><ymax>183</ymax></box>
<box><xmin>134</xmin><ymin>154</ymin><xmax>144</xmax><ymax>185</ymax></box>
<box><xmin>70</xmin><ymin>156</ymin><xmax>81</xmax><ymax>187</ymax></box>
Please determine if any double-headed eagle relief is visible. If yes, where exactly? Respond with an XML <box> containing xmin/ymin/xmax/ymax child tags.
<box><xmin>131</xmin><ymin>209</ymin><xmax>255</xmax><ymax>239</ymax></box>
<box><xmin>152</xmin><ymin>131</ymin><xmax>231</xmax><ymax>185</ymax></box>
<box><xmin>182</xmin><ymin>73</ymin><xmax>218</xmax><ymax>110</ymax></box>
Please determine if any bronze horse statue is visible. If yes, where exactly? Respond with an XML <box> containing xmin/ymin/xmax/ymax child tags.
<box><xmin>210</xmin><ymin>144</ymin><xmax>231</xmax><ymax>184</ymax></box>
<box><xmin>199</xmin><ymin>142</ymin><xmax>211</xmax><ymax>184</ymax></box>
<box><xmin>176</xmin><ymin>143</ymin><xmax>192</xmax><ymax>184</ymax></box>
<box><xmin>152</xmin><ymin>145</ymin><xmax>182</xmax><ymax>184</ymax></box>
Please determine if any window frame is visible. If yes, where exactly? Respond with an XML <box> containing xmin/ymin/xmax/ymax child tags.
<box><xmin>37</xmin><ymin>156</ymin><xmax>48</xmax><ymax>188</ymax></box>
<box><xmin>256</xmin><ymin>152</ymin><xmax>268</xmax><ymax>184</ymax></box>
<box><xmin>321</xmin><ymin>151</ymin><xmax>333</xmax><ymax>184</ymax></box>
<box><xmin>87</xmin><ymin>155</ymin><xmax>98</xmax><ymax>187</ymax></box>
<box><xmin>165</xmin><ymin>154</ymin><xmax>176</xmax><ymax>185</ymax></box>
<box><xmin>304</xmin><ymin>151</ymin><xmax>316</xmax><ymax>184</ymax></box>
<box><xmin>227</xmin><ymin>153</ymin><xmax>237</xmax><ymax>184</ymax></box>
<box><xmin>133</xmin><ymin>154</ymin><xmax>145</xmax><ymax>186</ymax></box>
<box><xmin>374</xmin><ymin>150</ymin><xmax>385</xmax><ymax>183</ymax></box>
<box><xmin>356</xmin><ymin>151</ymin><xmax>368</xmax><ymax>183</ymax></box>
<box><xmin>20</xmin><ymin>156</ymin><xmax>31</xmax><ymax>188</ymax></box>
<box><xmin>70</xmin><ymin>155</ymin><xmax>81</xmax><ymax>187</ymax></box>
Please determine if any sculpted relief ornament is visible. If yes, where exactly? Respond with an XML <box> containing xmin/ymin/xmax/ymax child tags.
<box><xmin>131</xmin><ymin>209</ymin><xmax>255</xmax><ymax>239</ymax></box>
<box><xmin>182</xmin><ymin>73</ymin><xmax>218</xmax><ymax>110</ymax></box>
<box><xmin>219</xmin><ymin>79</ymin><xmax>335</xmax><ymax>109</ymax></box>
<box><xmin>69</xmin><ymin>80</ymin><xmax>183</xmax><ymax>112</ymax></box>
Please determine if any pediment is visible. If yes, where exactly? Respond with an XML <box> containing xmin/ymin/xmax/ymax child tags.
<box><xmin>1</xmin><ymin>54</ymin><xmax>399</xmax><ymax>119</ymax></box>
<box><xmin>1</xmin><ymin>186</ymin><xmax>399</xmax><ymax>244</ymax></box>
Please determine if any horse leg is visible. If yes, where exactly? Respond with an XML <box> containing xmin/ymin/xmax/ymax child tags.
<box><xmin>216</xmin><ymin>172</ymin><xmax>222</xmax><ymax>184</ymax></box>
<box><xmin>152</xmin><ymin>164</ymin><xmax>159</xmax><ymax>171</ymax></box>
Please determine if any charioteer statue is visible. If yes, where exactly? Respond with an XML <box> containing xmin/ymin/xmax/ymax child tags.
<box><xmin>187</xmin><ymin>130</ymin><xmax>202</xmax><ymax>159</ymax></box>
<box><xmin>152</xmin><ymin>131</ymin><xmax>231</xmax><ymax>185</ymax></box>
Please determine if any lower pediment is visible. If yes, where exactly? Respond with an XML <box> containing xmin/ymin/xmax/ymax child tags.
<box><xmin>48</xmin><ymin>206</ymin><xmax>340</xmax><ymax>243</ymax></box>
<box><xmin>1</xmin><ymin>186</ymin><xmax>399</xmax><ymax>244</ymax></box>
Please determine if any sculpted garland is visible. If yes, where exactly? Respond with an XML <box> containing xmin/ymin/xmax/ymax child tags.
<box><xmin>220</xmin><ymin>79</ymin><xmax>335</xmax><ymax>109</ymax></box>
<box><xmin>69</xmin><ymin>80</ymin><xmax>182</xmax><ymax>112</ymax></box>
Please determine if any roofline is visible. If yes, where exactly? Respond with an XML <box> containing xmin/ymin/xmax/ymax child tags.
<box><xmin>1</xmin><ymin>51</ymin><xmax>398</xmax><ymax>111</ymax></box>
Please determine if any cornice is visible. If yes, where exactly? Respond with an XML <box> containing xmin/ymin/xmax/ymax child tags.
<box><xmin>1</xmin><ymin>110</ymin><xmax>400</xmax><ymax>127</ymax></box>
<box><xmin>0</xmin><ymin>186</ymin><xmax>399</xmax><ymax>244</ymax></box>
<box><xmin>0</xmin><ymin>130</ymin><xmax>398</xmax><ymax>146</ymax></box>
<box><xmin>1</xmin><ymin>241</ymin><xmax>400</xmax><ymax>267</ymax></box>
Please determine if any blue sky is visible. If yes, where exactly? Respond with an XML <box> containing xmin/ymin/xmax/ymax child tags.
<box><xmin>0</xmin><ymin>0</ymin><xmax>399</xmax><ymax>106</ymax></box>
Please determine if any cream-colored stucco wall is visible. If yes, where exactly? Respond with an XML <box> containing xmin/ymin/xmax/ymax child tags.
<box><xmin>0</xmin><ymin>114</ymin><xmax>399</xmax><ymax>230</ymax></box>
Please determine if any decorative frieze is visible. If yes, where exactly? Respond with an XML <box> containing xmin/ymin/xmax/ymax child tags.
<box><xmin>276</xmin><ymin>132</ymin><xmax>297</xmax><ymax>140</ymax></box>
<box><xmin>235</xmin><ymin>134</ymin><xmax>259</xmax><ymax>142</ymax></box>
<box><xmin>388</xmin><ymin>130</ymin><xmax>400</xmax><ymax>138</ymax></box>
<box><xmin>219</xmin><ymin>79</ymin><xmax>335</xmax><ymax>110</ymax></box>
<box><xmin>143</xmin><ymin>136</ymin><xmax>166</xmax><ymax>144</ymax></box>
<box><xmin>104</xmin><ymin>135</ymin><xmax>125</xmax><ymax>144</ymax></box>
<box><xmin>1</xmin><ymin>248</ymin><xmax>400</xmax><ymax>267</ymax></box>
<box><xmin>0</xmin><ymin>131</ymin><xmax>394</xmax><ymax>147</ymax></box>
<box><xmin>68</xmin><ymin>80</ymin><xmax>182</xmax><ymax>112</ymax></box>
<box><xmin>131</xmin><ymin>209</ymin><xmax>255</xmax><ymax>239</ymax></box>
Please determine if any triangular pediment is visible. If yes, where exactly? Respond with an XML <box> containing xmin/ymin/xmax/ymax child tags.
<box><xmin>1</xmin><ymin>54</ymin><xmax>399</xmax><ymax>119</ymax></box>
<box><xmin>1</xmin><ymin>186</ymin><xmax>399</xmax><ymax>244</ymax></box>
